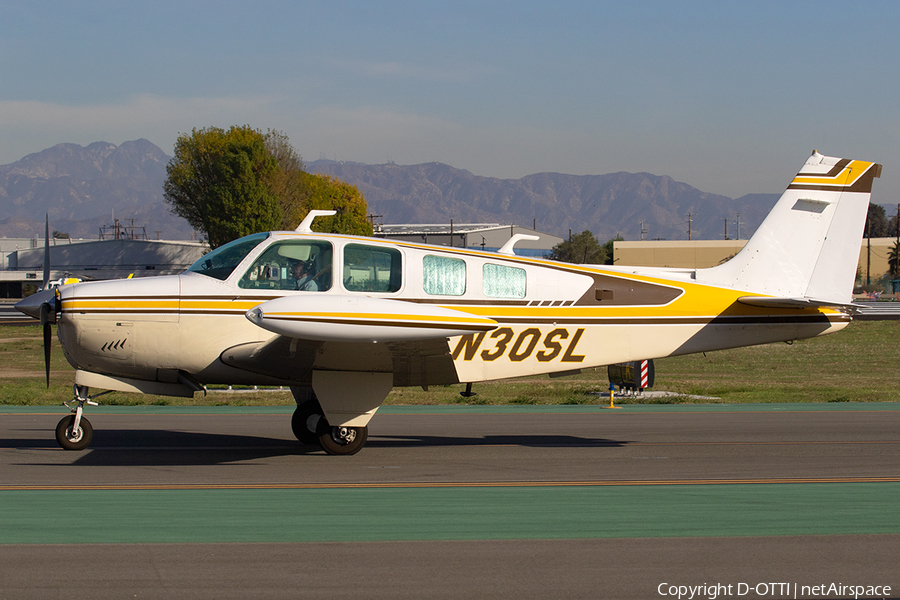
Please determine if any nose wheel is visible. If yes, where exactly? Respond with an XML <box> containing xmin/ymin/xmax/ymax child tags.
<box><xmin>55</xmin><ymin>385</ymin><xmax>110</xmax><ymax>451</ymax></box>
<box><xmin>56</xmin><ymin>413</ymin><xmax>93</xmax><ymax>451</ymax></box>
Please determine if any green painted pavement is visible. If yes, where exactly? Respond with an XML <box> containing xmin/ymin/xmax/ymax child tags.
<box><xmin>2</xmin><ymin>483</ymin><xmax>898</xmax><ymax>544</ymax></box>
<box><xmin>1</xmin><ymin>402</ymin><xmax>898</xmax><ymax>415</ymax></box>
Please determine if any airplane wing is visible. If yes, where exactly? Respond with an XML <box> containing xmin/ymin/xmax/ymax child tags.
<box><xmin>227</xmin><ymin>294</ymin><xmax>493</xmax><ymax>386</ymax></box>
<box><xmin>222</xmin><ymin>330</ymin><xmax>459</xmax><ymax>387</ymax></box>
<box><xmin>245</xmin><ymin>294</ymin><xmax>497</xmax><ymax>342</ymax></box>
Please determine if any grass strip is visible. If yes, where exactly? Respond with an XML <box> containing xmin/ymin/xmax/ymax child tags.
<box><xmin>2</xmin><ymin>321</ymin><xmax>898</xmax><ymax>406</ymax></box>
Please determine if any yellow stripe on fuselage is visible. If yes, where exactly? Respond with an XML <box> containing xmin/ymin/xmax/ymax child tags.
<box><xmin>64</xmin><ymin>299</ymin><xmax>180</xmax><ymax>310</ymax></box>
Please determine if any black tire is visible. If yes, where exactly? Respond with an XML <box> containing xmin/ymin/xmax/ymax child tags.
<box><xmin>55</xmin><ymin>415</ymin><xmax>93</xmax><ymax>451</ymax></box>
<box><xmin>317</xmin><ymin>419</ymin><xmax>368</xmax><ymax>456</ymax></box>
<box><xmin>291</xmin><ymin>401</ymin><xmax>323</xmax><ymax>445</ymax></box>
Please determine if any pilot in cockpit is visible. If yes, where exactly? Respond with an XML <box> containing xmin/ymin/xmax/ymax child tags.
<box><xmin>290</xmin><ymin>258</ymin><xmax>318</xmax><ymax>292</ymax></box>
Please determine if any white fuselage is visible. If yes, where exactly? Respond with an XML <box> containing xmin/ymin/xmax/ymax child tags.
<box><xmin>55</xmin><ymin>232</ymin><xmax>847</xmax><ymax>395</ymax></box>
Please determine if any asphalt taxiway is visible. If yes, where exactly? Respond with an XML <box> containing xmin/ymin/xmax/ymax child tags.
<box><xmin>1</xmin><ymin>404</ymin><xmax>898</xmax><ymax>599</ymax></box>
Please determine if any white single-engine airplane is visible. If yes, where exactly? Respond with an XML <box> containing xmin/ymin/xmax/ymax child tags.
<box><xmin>17</xmin><ymin>151</ymin><xmax>882</xmax><ymax>455</ymax></box>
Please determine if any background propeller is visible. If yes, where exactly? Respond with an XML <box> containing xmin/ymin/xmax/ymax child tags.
<box><xmin>39</xmin><ymin>214</ymin><xmax>53</xmax><ymax>387</ymax></box>
<box><xmin>40</xmin><ymin>301</ymin><xmax>52</xmax><ymax>386</ymax></box>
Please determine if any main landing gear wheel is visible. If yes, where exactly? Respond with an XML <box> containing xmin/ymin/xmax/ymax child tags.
<box><xmin>291</xmin><ymin>400</ymin><xmax>323</xmax><ymax>445</ymax></box>
<box><xmin>55</xmin><ymin>414</ymin><xmax>93</xmax><ymax>451</ymax></box>
<box><xmin>317</xmin><ymin>421</ymin><xmax>368</xmax><ymax>456</ymax></box>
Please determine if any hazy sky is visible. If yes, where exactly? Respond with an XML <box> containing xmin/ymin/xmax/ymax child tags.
<box><xmin>1</xmin><ymin>0</ymin><xmax>898</xmax><ymax>201</ymax></box>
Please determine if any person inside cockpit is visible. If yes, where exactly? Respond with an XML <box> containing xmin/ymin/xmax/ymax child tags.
<box><xmin>290</xmin><ymin>259</ymin><xmax>318</xmax><ymax>291</ymax></box>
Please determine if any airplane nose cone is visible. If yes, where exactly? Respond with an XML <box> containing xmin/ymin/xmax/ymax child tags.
<box><xmin>14</xmin><ymin>289</ymin><xmax>56</xmax><ymax>319</ymax></box>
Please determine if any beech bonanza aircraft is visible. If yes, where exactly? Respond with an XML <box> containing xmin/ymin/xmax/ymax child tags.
<box><xmin>16</xmin><ymin>151</ymin><xmax>882</xmax><ymax>455</ymax></box>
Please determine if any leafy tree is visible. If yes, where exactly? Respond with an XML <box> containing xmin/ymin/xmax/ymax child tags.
<box><xmin>888</xmin><ymin>213</ymin><xmax>900</xmax><ymax>239</ymax></box>
<box><xmin>602</xmin><ymin>235</ymin><xmax>623</xmax><ymax>265</ymax></box>
<box><xmin>263</xmin><ymin>129</ymin><xmax>311</xmax><ymax>230</ymax></box>
<box><xmin>866</xmin><ymin>203</ymin><xmax>889</xmax><ymax>238</ymax></box>
<box><xmin>164</xmin><ymin>125</ymin><xmax>282</xmax><ymax>249</ymax></box>
<box><xmin>292</xmin><ymin>173</ymin><xmax>373</xmax><ymax>236</ymax></box>
<box><xmin>266</xmin><ymin>130</ymin><xmax>372</xmax><ymax>236</ymax></box>
<box><xmin>549</xmin><ymin>230</ymin><xmax>607</xmax><ymax>264</ymax></box>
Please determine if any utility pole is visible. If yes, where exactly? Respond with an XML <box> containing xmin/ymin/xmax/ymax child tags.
<box><xmin>723</xmin><ymin>217</ymin><xmax>728</xmax><ymax>240</ymax></box>
<box><xmin>687</xmin><ymin>213</ymin><xmax>692</xmax><ymax>241</ymax></box>
<box><xmin>867</xmin><ymin>215</ymin><xmax>871</xmax><ymax>287</ymax></box>
<box><xmin>734</xmin><ymin>213</ymin><xmax>742</xmax><ymax>240</ymax></box>
<box><xmin>367</xmin><ymin>214</ymin><xmax>383</xmax><ymax>231</ymax></box>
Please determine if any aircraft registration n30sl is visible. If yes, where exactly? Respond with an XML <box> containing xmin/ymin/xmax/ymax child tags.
<box><xmin>16</xmin><ymin>151</ymin><xmax>882</xmax><ymax>455</ymax></box>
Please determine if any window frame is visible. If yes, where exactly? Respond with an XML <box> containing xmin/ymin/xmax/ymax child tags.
<box><xmin>342</xmin><ymin>243</ymin><xmax>404</xmax><ymax>294</ymax></box>
<box><xmin>422</xmin><ymin>254</ymin><xmax>467</xmax><ymax>296</ymax></box>
<box><xmin>482</xmin><ymin>262</ymin><xmax>527</xmax><ymax>298</ymax></box>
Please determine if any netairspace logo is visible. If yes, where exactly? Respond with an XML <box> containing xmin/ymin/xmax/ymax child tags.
<box><xmin>657</xmin><ymin>582</ymin><xmax>893</xmax><ymax>599</ymax></box>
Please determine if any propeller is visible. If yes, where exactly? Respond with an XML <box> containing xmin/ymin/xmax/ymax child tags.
<box><xmin>13</xmin><ymin>214</ymin><xmax>59</xmax><ymax>387</ymax></box>
<box><xmin>39</xmin><ymin>214</ymin><xmax>53</xmax><ymax>387</ymax></box>
<box><xmin>40</xmin><ymin>301</ymin><xmax>52</xmax><ymax>387</ymax></box>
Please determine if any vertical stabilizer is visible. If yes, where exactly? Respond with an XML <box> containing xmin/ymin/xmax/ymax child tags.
<box><xmin>696</xmin><ymin>151</ymin><xmax>882</xmax><ymax>305</ymax></box>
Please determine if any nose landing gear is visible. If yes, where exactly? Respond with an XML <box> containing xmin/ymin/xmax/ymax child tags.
<box><xmin>56</xmin><ymin>385</ymin><xmax>110</xmax><ymax>451</ymax></box>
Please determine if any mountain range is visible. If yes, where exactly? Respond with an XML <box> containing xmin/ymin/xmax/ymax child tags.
<box><xmin>307</xmin><ymin>160</ymin><xmax>775</xmax><ymax>241</ymax></box>
<box><xmin>0</xmin><ymin>139</ymin><xmax>779</xmax><ymax>242</ymax></box>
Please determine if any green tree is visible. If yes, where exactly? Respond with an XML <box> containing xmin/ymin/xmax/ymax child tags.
<box><xmin>866</xmin><ymin>203</ymin><xmax>889</xmax><ymax>238</ymax></box>
<box><xmin>286</xmin><ymin>173</ymin><xmax>373</xmax><ymax>236</ymax></box>
<box><xmin>263</xmin><ymin>129</ymin><xmax>311</xmax><ymax>231</ymax></box>
<box><xmin>889</xmin><ymin>241</ymin><xmax>900</xmax><ymax>278</ymax></box>
<box><xmin>888</xmin><ymin>212</ymin><xmax>900</xmax><ymax>239</ymax></box>
<box><xmin>164</xmin><ymin>125</ymin><xmax>282</xmax><ymax>249</ymax></box>
<box><xmin>602</xmin><ymin>235</ymin><xmax>623</xmax><ymax>265</ymax></box>
<box><xmin>549</xmin><ymin>230</ymin><xmax>607</xmax><ymax>264</ymax></box>
<box><xmin>263</xmin><ymin>129</ymin><xmax>372</xmax><ymax>235</ymax></box>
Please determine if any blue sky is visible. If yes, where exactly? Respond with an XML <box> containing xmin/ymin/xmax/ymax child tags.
<box><xmin>1</xmin><ymin>0</ymin><xmax>898</xmax><ymax>202</ymax></box>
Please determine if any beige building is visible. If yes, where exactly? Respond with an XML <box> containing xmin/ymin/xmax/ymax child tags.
<box><xmin>614</xmin><ymin>238</ymin><xmax>898</xmax><ymax>287</ymax></box>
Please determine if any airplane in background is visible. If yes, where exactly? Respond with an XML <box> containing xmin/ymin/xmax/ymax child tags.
<box><xmin>16</xmin><ymin>151</ymin><xmax>882</xmax><ymax>455</ymax></box>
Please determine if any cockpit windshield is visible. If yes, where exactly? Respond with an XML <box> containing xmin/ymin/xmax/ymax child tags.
<box><xmin>186</xmin><ymin>233</ymin><xmax>269</xmax><ymax>281</ymax></box>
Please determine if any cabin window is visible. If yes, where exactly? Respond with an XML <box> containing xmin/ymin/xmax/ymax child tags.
<box><xmin>187</xmin><ymin>232</ymin><xmax>268</xmax><ymax>281</ymax></box>
<box><xmin>483</xmin><ymin>263</ymin><xmax>526</xmax><ymax>298</ymax></box>
<box><xmin>238</xmin><ymin>240</ymin><xmax>333</xmax><ymax>291</ymax></box>
<box><xmin>423</xmin><ymin>255</ymin><xmax>466</xmax><ymax>296</ymax></box>
<box><xmin>343</xmin><ymin>244</ymin><xmax>402</xmax><ymax>293</ymax></box>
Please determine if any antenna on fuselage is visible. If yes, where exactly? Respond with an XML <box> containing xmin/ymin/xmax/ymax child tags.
<box><xmin>295</xmin><ymin>210</ymin><xmax>337</xmax><ymax>234</ymax></box>
<box><xmin>498</xmin><ymin>233</ymin><xmax>539</xmax><ymax>255</ymax></box>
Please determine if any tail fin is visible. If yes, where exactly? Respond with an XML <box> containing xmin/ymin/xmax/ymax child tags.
<box><xmin>696</xmin><ymin>151</ymin><xmax>882</xmax><ymax>306</ymax></box>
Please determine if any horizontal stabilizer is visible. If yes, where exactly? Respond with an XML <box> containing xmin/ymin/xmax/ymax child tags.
<box><xmin>246</xmin><ymin>294</ymin><xmax>497</xmax><ymax>342</ymax></box>
<box><xmin>737</xmin><ymin>296</ymin><xmax>860</xmax><ymax>312</ymax></box>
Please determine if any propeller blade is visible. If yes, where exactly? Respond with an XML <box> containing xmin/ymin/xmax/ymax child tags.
<box><xmin>40</xmin><ymin>302</ymin><xmax>51</xmax><ymax>387</ymax></box>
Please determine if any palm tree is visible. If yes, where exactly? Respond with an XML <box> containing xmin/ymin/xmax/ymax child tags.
<box><xmin>888</xmin><ymin>241</ymin><xmax>900</xmax><ymax>278</ymax></box>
